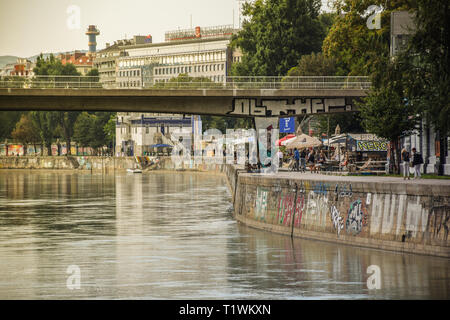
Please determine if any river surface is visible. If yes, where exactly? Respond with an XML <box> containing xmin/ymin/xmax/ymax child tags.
<box><xmin>0</xmin><ymin>170</ymin><xmax>448</xmax><ymax>299</ymax></box>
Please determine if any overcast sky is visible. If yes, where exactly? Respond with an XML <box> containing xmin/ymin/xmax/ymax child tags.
<box><xmin>0</xmin><ymin>0</ymin><xmax>332</xmax><ymax>58</ymax></box>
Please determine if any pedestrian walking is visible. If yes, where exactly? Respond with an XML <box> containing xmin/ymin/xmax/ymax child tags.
<box><xmin>411</xmin><ymin>148</ymin><xmax>423</xmax><ymax>179</ymax></box>
<box><xmin>294</xmin><ymin>148</ymin><xmax>300</xmax><ymax>172</ymax></box>
<box><xmin>401</xmin><ymin>147</ymin><xmax>411</xmax><ymax>180</ymax></box>
<box><xmin>277</xmin><ymin>149</ymin><xmax>283</xmax><ymax>167</ymax></box>
<box><xmin>300</xmin><ymin>149</ymin><xmax>307</xmax><ymax>173</ymax></box>
<box><xmin>307</xmin><ymin>149</ymin><xmax>316</xmax><ymax>173</ymax></box>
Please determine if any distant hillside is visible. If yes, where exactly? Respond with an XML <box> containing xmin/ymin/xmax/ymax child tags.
<box><xmin>27</xmin><ymin>50</ymin><xmax>88</xmax><ymax>62</ymax></box>
<box><xmin>0</xmin><ymin>56</ymin><xmax>19</xmax><ymax>68</ymax></box>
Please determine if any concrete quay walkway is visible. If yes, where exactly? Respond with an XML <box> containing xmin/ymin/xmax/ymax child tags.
<box><xmin>266</xmin><ymin>171</ymin><xmax>450</xmax><ymax>186</ymax></box>
<box><xmin>241</xmin><ymin>170</ymin><xmax>450</xmax><ymax>197</ymax></box>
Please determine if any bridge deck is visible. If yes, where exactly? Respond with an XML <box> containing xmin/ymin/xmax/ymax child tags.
<box><xmin>0</xmin><ymin>88</ymin><xmax>368</xmax><ymax>116</ymax></box>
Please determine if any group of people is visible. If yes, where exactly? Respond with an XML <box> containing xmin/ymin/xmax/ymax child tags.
<box><xmin>401</xmin><ymin>147</ymin><xmax>424</xmax><ymax>179</ymax></box>
<box><xmin>292</xmin><ymin>148</ymin><xmax>328</xmax><ymax>173</ymax></box>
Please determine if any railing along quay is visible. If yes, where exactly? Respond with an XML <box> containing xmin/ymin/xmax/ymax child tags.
<box><xmin>0</xmin><ymin>75</ymin><xmax>371</xmax><ymax>90</ymax></box>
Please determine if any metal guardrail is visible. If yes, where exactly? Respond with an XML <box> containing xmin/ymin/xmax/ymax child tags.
<box><xmin>0</xmin><ymin>75</ymin><xmax>371</xmax><ymax>90</ymax></box>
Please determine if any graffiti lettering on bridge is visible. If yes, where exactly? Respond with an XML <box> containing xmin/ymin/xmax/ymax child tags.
<box><xmin>346</xmin><ymin>199</ymin><xmax>368</xmax><ymax>235</ymax></box>
<box><xmin>228</xmin><ymin>98</ymin><xmax>353</xmax><ymax>116</ymax></box>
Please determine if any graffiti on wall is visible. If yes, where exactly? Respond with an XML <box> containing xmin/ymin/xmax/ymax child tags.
<box><xmin>277</xmin><ymin>193</ymin><xmax>296</xmax><ymax>226</ymax></box>
<box><xmin>334</xmin><ymin>183</ymin><xmax>353</xmax><ymax>200</ymax></box>
<box><xmin>331</xmin><ymin>205</ymin><xmax>344</xmax><ymax>235</ymax></box>
<box><xmin>293</xmin><ymin>193</ymin><xmax>305</xmax><ymax>228</ymax></box>
<box><xmin>274</xmin><ymin>182</ymin><xmax>306</xmax><ymax>228</ymax></box>
<box><xmin>356</xmin><ymin>140</ymin><xmax>388</xmax><ymax>152</ymax></box>
<box><xmin>428</xmin><ymin>206</ymin><xmax>449</xmax><ymax>241</ymax></box>
<box><xmin>255</xmin><ymin>187</ymin><xmax>268</xmax><ymax>222</ymax></box>
<box><xmin>345</xmin><ymin>199</ymin><xmax>368</xmax><ymax>235</ymax></box>
<box><xmin>303</xmin><ymin>190</ymin><xmax>329</xmax><ymax>228</ymax></box>
<box><xmin>227</xmin><ymin>98</ymin><xmax>353</xmax><ymax>116</ymax></box>
<box><xmin>370</xmin><ymin>194</ymin><xmax>431</xmax><ymax>238</ymax></box>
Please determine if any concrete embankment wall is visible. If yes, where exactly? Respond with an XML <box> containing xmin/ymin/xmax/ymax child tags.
<box><xmin>228</xmin><ymin>169</ymin><xmax>450</xmax><ymax>258</ymax></box>
<box><xmin>0</xmin><ymin>156</ymin><xmax>135</xmax><ymax>171</ymax></box>
<box><xmin>0</xmin><ymin>156</ymin><xmax>235</xmax><ymax>173</ymax></box>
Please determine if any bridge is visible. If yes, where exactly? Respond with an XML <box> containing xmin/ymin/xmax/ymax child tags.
<box><xmin>0</xmin><ymin>76</ymin><xmax>370</xmax><ymax>117</ymax></box>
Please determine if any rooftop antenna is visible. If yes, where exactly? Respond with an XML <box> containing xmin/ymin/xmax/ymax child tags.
<box><xmin>233</xmin><ymin>9</ymin><xmax>235</xmax><ymax>28</ymax></box>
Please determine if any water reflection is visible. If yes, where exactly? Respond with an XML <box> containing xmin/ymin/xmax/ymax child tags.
<box><xmin>0</xmin><ymin>170</ymin><xmax>448</xmax><ymax>299</ymax></box>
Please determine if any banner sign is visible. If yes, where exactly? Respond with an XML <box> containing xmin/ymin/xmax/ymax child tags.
<box><xmin>356</xmin><ymin>140</ymin><xmax>388</xmax><ymax>152</ymax></box>
<box><xmin>279</xmin><ymin>117</ymin><xmax>295</xmax><ymax>133</ymax></box>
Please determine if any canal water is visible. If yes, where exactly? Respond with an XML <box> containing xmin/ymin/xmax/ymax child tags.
<box><xmin>0</xmin><ymin>170</ymin><xmax>448</xmax><ymax>299</ymax></box>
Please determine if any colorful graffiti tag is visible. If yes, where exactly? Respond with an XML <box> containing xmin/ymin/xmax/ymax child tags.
<box><xmin>277</xmin><ymin>193</ymin><xmax>296</xmax><ymax>226</ymax></box>
<box><xmin>255</xmin><ymin>187</ymin><xmax>268</xmax><ymax>222</ymax></box>
<box><xmin>356</xmin><ymin>140</ymin><xmax>388</xmax><ymax>152</ymax></box>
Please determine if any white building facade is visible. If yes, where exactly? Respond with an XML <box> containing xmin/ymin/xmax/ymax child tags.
<box><xmin>114</xmin><ymin>25</ymin><xmax>238</xmax><ymax>88</ymax></box>
<box><xmin>116</xmin><ymin>112</ymin><xmax>202</xmax><ymax>157</ymax></box>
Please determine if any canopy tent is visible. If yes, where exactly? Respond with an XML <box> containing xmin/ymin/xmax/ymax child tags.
<box><xmin>285</xmin><ymin>133</ymin><xmax>322</xmax><ymax>150</ymax></box>
<box><xmin>276</xmin><ymin>134</ymin><xmax>296</xmax><ymax>146</ymax></box>
<box><xmin>323</xmin><ymin>134</ymin><xmax>347</xmax><ymax>146</ymax></box>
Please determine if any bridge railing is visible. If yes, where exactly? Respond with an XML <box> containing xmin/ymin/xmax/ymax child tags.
<box><xmin>0</xmin><ymin>75</ymin><xmax>102</xmax><ymax>89</ymax></box>
<box><xmin>0</xmin><ymin>75</ymin><xmax>371</xmax><ymax>90</ymax></box>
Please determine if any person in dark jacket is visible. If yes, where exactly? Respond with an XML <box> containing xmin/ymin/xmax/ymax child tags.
<box><xmin>294</xmin><ymin>148</ymin><xmax>300</xmax><ymax>172</ymax></box>
<box><xmin>411</xmin><ymin>148</ymin><xmax>423</xmax><ymax>179</ymax></box>
<box><xmin>300</xmin><ymin>149</ymin><xmax>307</xmax><ymax>173</ymax></box>
<box><xmin>401</xmin><ymin>147</ymin><xmax>411</xmax><ymax>180</ymax></box>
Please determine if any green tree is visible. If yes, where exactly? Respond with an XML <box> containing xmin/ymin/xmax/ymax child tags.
<box><xmin>103</xmin><ymin>114</ymin><xmax>117</xmax><ymax>153</ymax></box>
<box><xmin>85</xmin><ymin>68</ymin><xmax>99</xmax><ymax>77</ymax></box>
<box><xmin>359</xmin><ymin>55</ymin><xmax>417</xmax><ymax>173</ymax></box>
<box><xmin>285</xmin><ymin>52</ymin><xmax>337</xmax><ymax>76</ymax></box>
<box><xmin>399</xmin><ymin>0</ymin><xmax>450</xmax><ymax>136</ymax></box>
<box><xmin>56</xmin><ymin>112</ymin><xmax>80</xmax><ymax>155</ymax></box>
<box><xmin>322</xmin><ymin>0</ymin><xmax>412</xmax><ymax>76</ymax></box>
<box><xmin>73</xmin><ymin>112</ymin><xmax>114</xmax><ymax>155</ymax></box>
<box><xmin>315</xmin><ymin>113</ymin><xmax>364</xmax><ymax>137</ymax></box>
<box><xmin>11</xmin><ymin>113</ymin><xmax>41</xmax><ymax>155</ymax></box>
<box><xmin>73</xmin><ymin>112</ymin><xmax>95</xmax><ymax>150</ymax></box>
<box><xmin>34</xmin><ymin>54</ymin><xmax>81</xmax><ymax>155</ymax></box>
<box><xmin>30</xmin><ymin>111</ymin><xmax>58</xmax><ymax>156</ymax></box>
<box><xmin>0</xmin><ymin>111</ymin><xmax>23</xmax><ymax>141</ymax></box>
<box><xmin>230</xmin><ymin>0</ymin><xmax>326</xmax><ymax>76</ymax></box>
<box><xmin>33</xmin><ymin>53</ymin><xmax>80</xmax><ymax>76</ymax></box>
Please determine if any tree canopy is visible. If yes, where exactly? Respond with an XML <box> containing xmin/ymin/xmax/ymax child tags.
<box><xmin>322</xmin><ymin>0</ymin><xmax>411</xmax><ymax>76</ymax></box>
<box><xmin>33</xmin><ymin>53</ymin><xmax>81</xmax><ymax>76</ymax></box>
<box><xmin>230</xmin><ymin>0</ymin><xmax>326</xmax><ymax>76</ymax></box>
